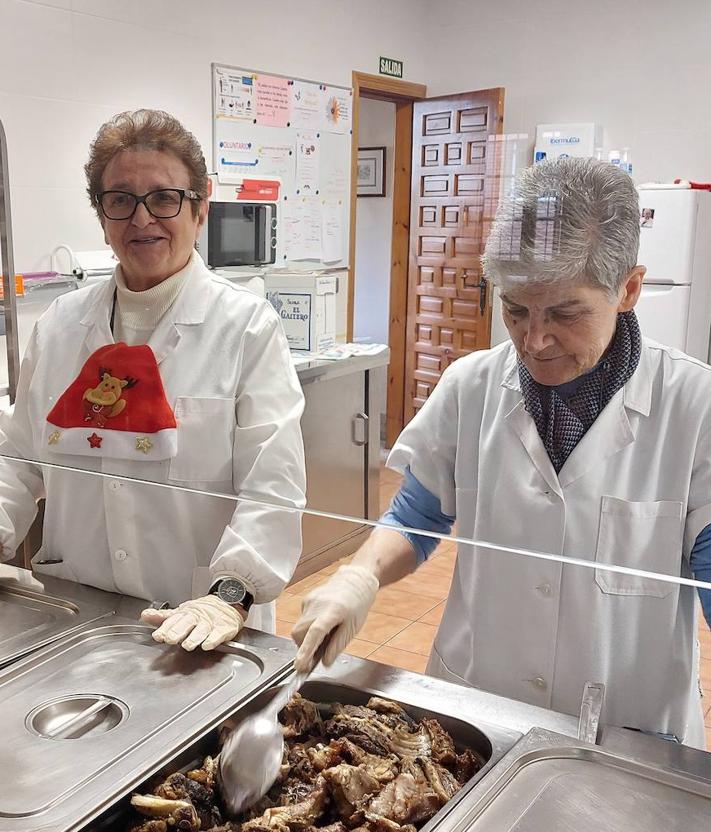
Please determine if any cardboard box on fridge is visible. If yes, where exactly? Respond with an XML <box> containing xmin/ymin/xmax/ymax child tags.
<box><xmin>265</xmin><ymin>274</ymin><xmax>337</xmax><ymax>353</ymax></box>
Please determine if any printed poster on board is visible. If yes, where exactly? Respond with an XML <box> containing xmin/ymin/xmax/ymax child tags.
<box><xmin>296</xmin><ymin>131</ymin><xmax>320</xmax><ymax>194</ymax></box>
<box><xmin>290</xmin><ymin>80</ymin><xmax>321</xmax><ymax>130</ymax></box>
<box><xmin>322</xmin><ymin>86</ymin><xmax>352</xmax><ymax>134</ymax></box>
<box><xmin>216</xmin><ymin>125</ymin><xmax>260</xmax><ymax>179</ymax></box>
<box><xmin>215</xmin><ymin>68</ymin><xmax>255</xmax><ymax>120</ymax></box>
<box><xmin>255</xmin><ymin>74</ymin><xmax>290</xmax><ymax>127</ymax></box>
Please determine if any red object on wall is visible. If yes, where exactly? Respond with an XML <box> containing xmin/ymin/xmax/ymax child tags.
<box><xmin>235</xmin><ymin>179</ymin><xmax>280</xmax><ymax>201</ymax></box>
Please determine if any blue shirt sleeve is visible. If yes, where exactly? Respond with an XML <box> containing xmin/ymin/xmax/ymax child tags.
<box><xmin>690</xmin><ymin>523</ymin><xmax>711</xmax><ymax>629</ymax></box>
<box><xmin>379</xmin><ymin>468</ymin><xmax>455</xmax><ymax>565</ymax></box>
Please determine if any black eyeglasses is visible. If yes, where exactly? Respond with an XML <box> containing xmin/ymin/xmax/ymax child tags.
<box><xmin>96</xmin><ymin>188</ymin><xmax>202</xmax><ymax>220</ymax></box>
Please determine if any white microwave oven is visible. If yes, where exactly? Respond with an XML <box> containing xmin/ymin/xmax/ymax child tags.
<box><xmin>199</xmin><ymin>200</ymin><xmax>278</xmax><ymax>268</ymax></box>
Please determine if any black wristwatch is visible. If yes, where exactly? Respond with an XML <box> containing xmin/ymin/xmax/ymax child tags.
<box><xmin>209</xmin><ymin>578</ymin><xmax>254</xmax><ymax>612</ymax></box>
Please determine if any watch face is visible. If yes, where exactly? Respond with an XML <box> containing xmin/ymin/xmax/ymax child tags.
<box><xmin>218</xmin><ymin>579</ymin><xmax>247</xmax><ymax>605</ymax></box>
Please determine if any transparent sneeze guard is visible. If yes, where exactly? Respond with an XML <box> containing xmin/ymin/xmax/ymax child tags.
<box><xmin>0</xmin><ymin>454</ymin><xmax>709</xmax><ymax>831</ymax></box>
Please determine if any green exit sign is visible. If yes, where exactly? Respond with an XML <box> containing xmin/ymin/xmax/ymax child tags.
<box><xmin>379</xmin><ymin>56</ymin><xmax>403</xmax><ymax>78</ymax></box>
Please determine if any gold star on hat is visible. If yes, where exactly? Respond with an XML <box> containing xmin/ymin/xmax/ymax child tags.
<box><xmin>135</xmin><ymin>437</ymin><xmax>153</xmax><ymax>454</ymax></box>
<box><xmin>48</xmin><ymin>430</ymin><xmax>61</xmax><ymax>445</ymax></box>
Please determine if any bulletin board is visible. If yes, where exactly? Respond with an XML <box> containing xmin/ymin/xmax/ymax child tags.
<box><xmin>212</xmin><ymin>63</ymin><xmax>352</xmax><ymax>269</ymax></box>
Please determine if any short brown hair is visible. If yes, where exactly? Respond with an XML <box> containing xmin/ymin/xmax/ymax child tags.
<box><xmin>85</xmin><ymin>109</ymin><xmax>208</xmax><ymax>218</ymax></box>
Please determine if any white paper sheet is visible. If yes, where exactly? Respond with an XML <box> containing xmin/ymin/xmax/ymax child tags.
<box><xmin>290</xmin><ymin>80</ymin><xmax>322</xmax><ymax>130</ymax></box>
<box><xmin>284</xmin><ymin>197</ymin><xmax>322</xmax><ymax>261</ymax></box>
<box><xmin>321</xmin><ymin>200</ymin><xmax>343</xmax><ymax>263</ymax></box>
<box><xmin>296</xmin><ymin>131</ymin><xmax>320</xmax><ymax>195</ymax></box>
<box><xmin>256</xmin><ymin>142</ymin><xmax>295</xmax><ymax>180</ymax></box>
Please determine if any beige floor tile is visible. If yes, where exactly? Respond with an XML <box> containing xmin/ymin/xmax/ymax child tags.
<box><xmin>275</xmin><ymin>592</ymin><xmax>303</xmax><ymax>623</ymax></box>
<box><xmin>368</xmin><ymin>645</ymin><xmax>429</xmax><ymax>673</ymax></box>
<box><xmin>699</xmin><ymin>659</ymin><xmax>711</xmax><ymax>691</ymax></box>
<box><xmin>706</xmin><ymin>725</ymin><xmax>711</xmax><ymax>748</ymax></box>
<box><xmin>345</xmin><ymin>639</ymin><xmax>378</xmax><ymax>659</ymax></box>
<box><xmin>390</xmin><ymin>571</ymin><xmax>452</xmax><ymax>600</ymax></box>
<box><xmin>287</xmin><ymin>573</ymin><xmax>329</xmax><ymax>596</ymax></box>
<box><xmin>379</xmin><ymin>482</ymin><xmax>401</xmax><ymax>500</ymax></box>
<box><xmin>359</xmin><ymin>610</ymin><xmax>411</xmax><ymax>643</ymax></box>
<box><xmin>418</xmin><ymin>559</ymin><xmax>455</xmax><ymax>580</ymax></box>
<box><xmin>386</xmin><ymin>622</ymin><xmax>439</xmax><ymax>656</ymax></box>
<box><xmin>275</xmin><ymin>619</ymin><xmax>293</xmax><ymax>638</ymax></box>
<box><xmin>431</xmin><ymin>548</ymin><xmax>458</xmax><ymax>566</ymax></box>
<box><xmin>433</xmin><ymin>542</ymin><xmax>458</xmax><ymax>557</ymax></box>
<box><xmin>371</xmin><ymin>586</ymin><xmax>440</xmax><ymax>621</ymax></box>
<box><xmin>419</xmin><ymin>601</ymin><xmax>446</xmax><ymax>626</ymax></box>
<box><xmin>380</xmin><ymin>467</ymin><xmax>403</xmax><ymax>483</ymax></box>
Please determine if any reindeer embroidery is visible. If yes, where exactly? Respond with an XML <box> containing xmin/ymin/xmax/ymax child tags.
<box><xmin>82</xmin><ymin>367</ymin><xmax>138</xmax><ymax>427</ymax></box>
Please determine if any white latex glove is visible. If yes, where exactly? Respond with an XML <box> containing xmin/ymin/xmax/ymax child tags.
<box><xmin>0</xmin><ymin>563</ymin><xmax>44</xmax><ymax>592</ymax></box>
<box><xmin>291</xmin><ymin>564</ymin><xmax>379</xmax><ymax>673</ymax></box>
<box><xmin>140</xmin><ymin>595</ymin><xmax>245</xmax><ymax>652</ymax></box>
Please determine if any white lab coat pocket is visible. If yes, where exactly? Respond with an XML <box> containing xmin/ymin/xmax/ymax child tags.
<box><xmin>595</xmin><ymin>496</ymin><xmax>683</xmax><ymax>598</ymax></box>
<box><xmin>169</xmin><ymin>397</ymin><xmax>235</xmax><ymax>484</ymax></box>
<box><xmin>31</xmin><ymin>550</ymin><xmax>78</xmax><ymax>583</ymax></box>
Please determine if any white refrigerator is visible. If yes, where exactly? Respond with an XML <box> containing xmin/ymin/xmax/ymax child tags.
<box><xmin>636</xmin><ymin>185</ymin><xmax>711</xmax><ymax>363</ymax></box>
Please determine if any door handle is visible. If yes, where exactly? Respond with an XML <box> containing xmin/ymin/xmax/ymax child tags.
<box><xmin>352</xmin><ymin>412</ymin><xmax>369</xmax><ymax>446</ymax></box>
<box><xmin>478</xmin><ymin>277</ymin><xmax>488</xmax><ymax>314</ymax></box>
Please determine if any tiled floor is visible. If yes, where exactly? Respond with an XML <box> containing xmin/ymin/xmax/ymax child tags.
<box><xmin>278</xmin><ymin>466</ymin><xmax>711</xmax><ymax>747</ymax></box>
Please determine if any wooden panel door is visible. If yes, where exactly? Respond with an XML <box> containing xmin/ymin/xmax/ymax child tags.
<box><xmin>404</xmin><ymin>89</ymin><xmax>504</xmax><ymax>421</ymax></box>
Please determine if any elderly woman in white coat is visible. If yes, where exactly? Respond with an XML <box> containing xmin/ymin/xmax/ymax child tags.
<box><xmin>0</xmin><ymin>110</ymin><xmax>306</xmax><ymax>650</ymax></box>
<box><xmin>293</xmin><ymin>158</ymin><xmax>711</xmax><ymax>748</ymax></box>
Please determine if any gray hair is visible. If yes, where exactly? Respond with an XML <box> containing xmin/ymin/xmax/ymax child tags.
<box><xmin>482</xmin><ymin>157</ymin><xmax>640</xmax><ymax>297</ymax></box>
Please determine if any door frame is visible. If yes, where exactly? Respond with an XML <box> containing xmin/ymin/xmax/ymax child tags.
<box><xmin>348</xmin><ymin>71</ymin><xmax>426</xmax><ymax>448</ymax></box>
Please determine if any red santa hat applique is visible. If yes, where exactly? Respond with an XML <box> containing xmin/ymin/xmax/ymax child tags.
<box><xmin>44</xmin><ymin>343</ymin><xmax>177</xmax><ymax>460</ymax></box>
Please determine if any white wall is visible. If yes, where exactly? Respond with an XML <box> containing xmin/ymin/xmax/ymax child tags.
<box><xmin>422</xmin><ymin>0</ymin><xmax>711</xmax><ymax>185</ymax></box>
<box><xmin>353</xmin><ymin>98</ymin><xmax>395</xmax><ymax>344</ymax></box>
<box><xmin>0</xmin><ymin>0</ymin><xmax>428</xmax><ymax>272</ymax></box>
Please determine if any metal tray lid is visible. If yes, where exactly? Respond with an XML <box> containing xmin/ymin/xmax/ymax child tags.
<box><xmin>0</xmin><ymin>581</ymin><xmax>110</xmax><ymax>668</ymax></box>
<box><xmin>434</xmin><ymin>728</ymin><xmax>711</xmax><ymax>832</ymax></box>
<box><xmin>0</xmin><ymin>619</ymin><xmax>295</xmax><ymax>832</ymax></box>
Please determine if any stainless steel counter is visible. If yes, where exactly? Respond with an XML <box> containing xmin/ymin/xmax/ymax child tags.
<box><xmin>294</xmin><ymin>351</ymin><xmax>389</xmax><ymax>383</ymax></box>
<box><xmin>437</xmin><ymin>727</ymin><xmax>711</xmax><ymax>832</ymax></box>
<box><xmin>4</xmin><ymin>577</ymin><xmax>711</xmax><ymax>832</ymax></box>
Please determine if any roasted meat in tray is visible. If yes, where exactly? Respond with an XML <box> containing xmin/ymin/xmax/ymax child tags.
<box><xmin>126</xmin><ymin>694</ymin><xmax>484</xmax><ymax>832</ymax></box>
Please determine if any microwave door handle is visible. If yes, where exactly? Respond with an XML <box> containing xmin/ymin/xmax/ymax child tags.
<box><xmin>256</xmin><ymin>205</ymin><xmax>267</xmax><ymax>264</ymax></box>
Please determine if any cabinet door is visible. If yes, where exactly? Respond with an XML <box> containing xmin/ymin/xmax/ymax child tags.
<box><xmin>300</xmin><ymin>371</ymin><xmax>366</xmax><ymax>558</ymax></box>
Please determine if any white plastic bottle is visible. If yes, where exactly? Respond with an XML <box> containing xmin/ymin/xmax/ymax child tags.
<box><xmin>608</xmin><ymin>149</ymin><xmax>622</xmax><ymax>168</ymax></box>
<box><xmin>621</xmin><ymin>147</ymin><xmax>633</xmax><ymax>177</ymax></box>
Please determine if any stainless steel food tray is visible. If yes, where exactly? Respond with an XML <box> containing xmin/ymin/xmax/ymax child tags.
<box><xmin>435</xmin><ymin>727</ymin><xmax>711</xmax><ymax>832</ymax></box>
<box><xmin>85</xmin><ymin>667</ymin><xmax>524</xmax><ymax>831</ymax></box>
<box><xmin>0</xmin><ymin>619</ymin><xmax>295</xmax><ymax>832</ymax></box>
<box><xmin>0</xmin><ymin>581</ymin><xmax>110</xmax><ymax>668</ymax></box>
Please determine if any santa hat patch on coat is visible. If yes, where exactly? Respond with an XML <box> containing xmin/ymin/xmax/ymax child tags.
<box><xmin>44</xmin><ymin>343</ymin><xmax>177</xmax><ymax>460</ymax></box>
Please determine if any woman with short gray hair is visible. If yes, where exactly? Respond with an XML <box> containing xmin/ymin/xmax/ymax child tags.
<box><xmin>293</xmin><ymin>157</ymin><xmax>711</xmax><ymax>749</ymax></box>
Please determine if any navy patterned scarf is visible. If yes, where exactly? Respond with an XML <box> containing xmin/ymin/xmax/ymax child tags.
<box><xmin>518</xmin><ymin>310</ymin><xmax>642</xmax><ymax>473</ymax></box>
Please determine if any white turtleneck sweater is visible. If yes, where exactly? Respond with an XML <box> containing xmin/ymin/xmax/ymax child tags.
<box><xmin>113</xmin><ymin>257</ymin><xmax>192</xmax><ymax>345</ymax></box>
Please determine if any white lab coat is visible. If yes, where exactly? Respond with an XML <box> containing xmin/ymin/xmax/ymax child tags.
<box><xmin>0</xmin><ymin>254</ymin><xmax>306</xmax><ymax>632</ymax></box>
<box><xmin>388</xmin><ymin>339</ymin><xmax>711</xmax><ymax>748</ymax></box>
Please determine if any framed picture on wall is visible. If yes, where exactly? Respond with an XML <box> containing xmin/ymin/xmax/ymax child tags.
<box><xmin>357</xmin><ymin>146</ymin><xmax>386</xmax><ymax>197</ymax></box>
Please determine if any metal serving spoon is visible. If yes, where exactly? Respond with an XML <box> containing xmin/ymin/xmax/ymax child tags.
<box><xmin>219</xmin><ymin>669</ymin><xmax>309</xmax><ymax>816</ymax></box>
